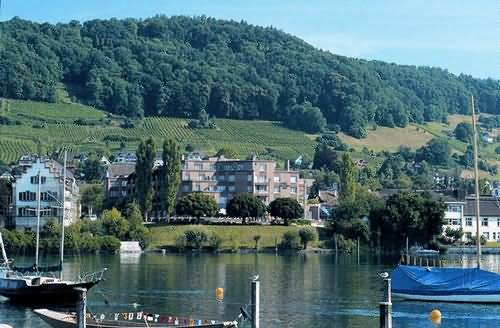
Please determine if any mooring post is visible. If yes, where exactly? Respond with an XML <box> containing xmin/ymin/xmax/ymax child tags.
<box><xmin>379</xmin><ymin>275</ymin><xmax>392</xmax><ymax>328</ymax></box>
<box><xmin>251</xmin><ymin>278</ymin><xmax>260</xmax><ymax>328</ymax></box>
<box><xmin>75</xmin><ymin>287</ymin><xmax>87</xmax><ymax>328</ymax></box>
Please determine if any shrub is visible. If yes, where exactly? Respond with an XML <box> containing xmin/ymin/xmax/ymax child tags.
<box><xmin>100</xmin><ymin>235</ymin><xmax>121</xmax><ymax>253</ymax></box>
<box><xmin>184</xmin><ymin>228</ymin><xmax>209</xmax><ymax>249</ymax></box>
<box><xmin>175</xmin><ymin>234</ymin><xmax>187</xmax><ymax>251</ymax></box>
<box><xmin>253</xmin><ymin>235</ymin><xmax>261</xmax><ymax>249</ymax></box>
<box><xmin>280</xmin><ymin>230</ymin><xmax>301</xmax><ymax>250</ymax></box>
<box><xmin>298</xmin><ymin>227</ymin><xmax>318</xmax><ymax>249</ymax></box>
<box><xmin>208</xmin><ymin>234</ymin><xmax>223</xmax><ymax>251</ymax></box>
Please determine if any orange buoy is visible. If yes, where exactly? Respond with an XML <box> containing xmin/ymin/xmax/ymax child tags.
<box><xmin>429</xmin><ymin>309</ymin><xmax>442</xmax><ymax>325</ymax></box>
<box><xmin>215</xmin><ymin>287</ymin><xmax>224</xmax><ymax>301</ymax></box>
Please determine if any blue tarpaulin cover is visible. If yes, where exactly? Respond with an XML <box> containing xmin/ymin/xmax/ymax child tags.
<box><xmin>391</xmin><ymin>265</ymin><xmax>500</xmax><ymax>295</ymax></box>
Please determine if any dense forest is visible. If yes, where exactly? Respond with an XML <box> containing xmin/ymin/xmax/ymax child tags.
<box><xmin>0</xmin><ymin>16</ymin><xmax>498</xmax><ymax>137</ymax></box>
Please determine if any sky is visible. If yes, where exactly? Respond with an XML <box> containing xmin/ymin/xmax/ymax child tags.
<box><xmin>1</xmin><ymin>0</ymin><xmax>498</xmax><ymax>79</ymax></box>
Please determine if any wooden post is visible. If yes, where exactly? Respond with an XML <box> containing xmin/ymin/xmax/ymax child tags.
<box><xmin>251</xmin><ymin>279</ymin><xmax>260</xmax><ymax>328</ymax></box>
<box><xmin>380</xmin><ymin>277</ymin><xmax>392</xmax><ymax>328</ymax></box>
<box><xmin>75</xmin><ymin>287</ymin><xmax>87</xmax><ymax>328</ymax></box>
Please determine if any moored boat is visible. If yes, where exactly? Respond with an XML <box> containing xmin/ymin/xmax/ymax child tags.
<box><xmin>34</xmin><ymin>309</ymin><xmax>238</xmax><ymax>328</ymax></box>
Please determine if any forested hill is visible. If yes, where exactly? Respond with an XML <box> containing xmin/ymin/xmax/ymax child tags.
<box><xmin>0</xmin><ymin>16</ymin><xmax>498</xmax><ymax>138</ymax></box>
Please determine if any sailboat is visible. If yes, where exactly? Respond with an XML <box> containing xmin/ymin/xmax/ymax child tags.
<box><xmin>0</xmin><ymin>152</ymin><xmax>105</xmax><ymax>304</ymax></box>
<box><xmin>391</xmin><ymin>95</ymin><xmax>500</xmax><ymax>303</ymax></box>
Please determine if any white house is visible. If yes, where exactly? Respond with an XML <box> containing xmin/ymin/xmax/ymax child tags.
<box><xmin>443</xmin><ymin>196</ymin><xmax>500</xmax><ymax>242</ymax></box>
<box><xmin>12</xmin><ymin>158</ymin><xmax>79</xmax><ymax>231</ymax></box>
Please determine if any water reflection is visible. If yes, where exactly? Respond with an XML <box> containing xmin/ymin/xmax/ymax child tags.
<box><xmin>2</xmin><ymin>253</ymin><xmax>500</xmax><ymax>327</ymax></box>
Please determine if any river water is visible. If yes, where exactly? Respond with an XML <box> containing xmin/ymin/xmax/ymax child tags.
<box><xmin>2</xmin><ymin>252</ymin><xmax>500</xmax><ymax>327</ymax></box>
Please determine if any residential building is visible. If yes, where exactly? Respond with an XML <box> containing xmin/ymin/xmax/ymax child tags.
<box><xmin>12</xmin><ymin>157</ymin><xmax>79</xmax><ymax>230</ymax></box>
<box><xmin>105</xmin><ymin>163</ymin><xmax>136</xmax><ymax>201</ymax></box>
<box><xmin>109</xmin><ymin>153</ymin><xmax>314</xmax><ymax>219</ymax></box>
<box><xmin>443</xmin><ymin>196</ymin><xmax>500</xmax><ymax>242</ymax></box>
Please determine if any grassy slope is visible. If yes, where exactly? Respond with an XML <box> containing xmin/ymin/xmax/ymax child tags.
<box><xmin>149</xmin><ymin>224</ymin><xmax>327</xmax><ymax>249</ymax></box>
<box><xmin>0</xmin><ymin>99</ymin><xmax>315</xmax><ymax>163</ymax></box>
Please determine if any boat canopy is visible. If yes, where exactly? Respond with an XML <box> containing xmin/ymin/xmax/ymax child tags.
<box><xmin>392</xmin><ymin>265</ymin><xmax>500</xmax><ymax>296</ymax></box>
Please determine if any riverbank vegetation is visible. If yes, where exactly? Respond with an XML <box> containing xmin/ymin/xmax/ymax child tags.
<box><xmin>0</xmin><ymin>204</ymin><xmax>150</xmax><ymax>254</ymax></box>
<box><xmin>149</xmin><ymin>225</ymin><xmax>326</xmax><ymax>251</ymax></box>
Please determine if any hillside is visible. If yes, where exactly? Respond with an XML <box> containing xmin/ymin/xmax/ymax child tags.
<box><xmin>0</xmin><ymin>99</ymin><xmax>315</xmax><ymax>163</ymax></box>
<box><xmin>0</xmin><ymin>16</ymin><xmax>499</xmax><ymax>139</ymax></box>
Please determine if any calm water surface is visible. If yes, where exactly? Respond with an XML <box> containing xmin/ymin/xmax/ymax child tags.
<box><xmin>2</xmin><ymin>253</ymin><xmax>500</xmax><ymax>327</ymax></box>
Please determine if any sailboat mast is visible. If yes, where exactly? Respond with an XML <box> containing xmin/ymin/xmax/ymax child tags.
<box><xmin>35</xmin><ymin>169</ymin><xmax>41</xmax><ymax>270</ymax></box>
<box><xmin>59</xmin><ymin>151</ymin><xmax>67</xmax><ymax>279</ymax></box>
<box><xmin>0</xmin><ymin>231</ymin><xmax>9</xmax><ymax>269</ymax></box>
<box><xmin>471</xmin><ymin>95</ymin><xmax>481</xmax><ymax>268</ymax></box>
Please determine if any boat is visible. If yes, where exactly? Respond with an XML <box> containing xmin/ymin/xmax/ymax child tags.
<box><xmin>0</xmin><ymin>152</ymin><xmax>104</xmax><ymax>304</ymax></box>
<box><xmin>34</xmin><ymin>309</ymin><xmax>239</xmax><ymax>328</ymax></box>
<box><xmin>392</xmin><ymin>95</ymin><xmax>500</xmax><ymax>303</ymax></box>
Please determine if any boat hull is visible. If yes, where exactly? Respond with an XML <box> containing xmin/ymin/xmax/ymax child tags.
<box><xmin>393</xmin><ymin>292</ymin><xmax>500</xmax><ymax>303</ymax></box>
<box><xmin>34</xmin><ymin>309</ymin><xmax>237</xmax><ymax>328</ymax></box>
<box><xmin>0</xmin><ymin>278</ymin><xmax>99</xmax><ymax>304</ymax></box>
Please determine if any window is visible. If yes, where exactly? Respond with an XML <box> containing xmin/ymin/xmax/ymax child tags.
<box><xmin>484</xmin><ymin>232</ymin><xmax>490</xmax><ymax>240</ymax></box>
<box><xmin>216</xmin><ymin>175</ymin><xmax>225</xmax><ymax>181</ymax></box>
<box><xmin>228</xmin><ymin>186</ymin><xmax>235</xmax><ymax>192</ymax></box>
<box><xmin>274</xmin><ymin>176</ymin><xmax>280</xmax><ymax>183</ymax></box>
<box><xmin>451</xmin><ymin>218</ymin><xmax>461</xmax><ymax>226</ymax></box>
<box><xmin>247</xmin><ymin>186</ymin><xmax>253</xmax><ymax>192</ymax></box>
<box><xmin>228</xmin><ymin>175</ymin><xmax>235</xmax><ymax>182</ymax></box>
<box><xmin>465</xmin><ymin>232</ymin><xmax>472</xmax><ymax>239</ymax></box>
<box><xmin>290</xmin><ymin>176</ymin><xmax>297</xmax><ymax>183</ymax></box>
<box><xmin>209</xmin><ymin>164</ymin><xmax>216</xmax><ymax>170</ymax></box>
<box><xmin>237</xmin><ymin>164</ymin><xmax>244</xmax><ymax>171</ymax></box>
<box><xmin>219</xmin><ymin>197</ymin><xmax>227</xmax><ymax>206</ymax></box>
<box><xmin>274</xmin><ymin>186</ymin><xmax>280</xmax><ymax>193</ymax></box>
<box><xmin>199</xmin><ymin>174</ymin><xmax>206</xmax><ymax>181</ymax></box>
<box><xmin>194</xmin><ymin>184</ymin><xmax>201</xmax><ymax>191</ymax></box>
<box><xmin>259</xmin><ymin>164</ymin><xmax>266</xmax><ymax>172</ymax></box>
<box><xmin>30</xmin><ymin>176</ymin><xmax>46</xmax><ymax>184</ymax></box>
<box><xmin>182</xmin><ymin>173</ymin><xmax>190</xmax><ymax>181</ymax></box>
<box><xmin>256</xmin><ymin>175</ymin><xmax>266</xmax><ymax>183</ymax></box>
<box><xmin>466</xmin><ymin>218</ymin><xmax>472</xmax><ymax>226</ymax></box>
<box><xmin>217</xmin><ymin>185</ymin><xmax>226</xmax><ymax>192</ymax></box>
<box><xmin>247</xmin><ymin>175</ymin><xmax>252</xmax><ymax>182</ymax></box>
<box><xmin>121</xmin><ymin>180</ymin><xmax>127</xmax><ymax>187</ymax></box>
<box><xmin>256</xmin><ymin>185</ymin><xmax>267</xmax><ymax>193</ymax></box>
<box><xmin>209</xmin><ymin>186</ymin><xmax>217</xmax><ymax>192</ymax></box>
<box><xmin>194</xmin><ymin>163</ymin><xmax>203</xmax><ymax>170</ymax></box>
<box><xmin>448</xmin><ymin>205</ymin><xmax>461</xmax><ymax>212</ymax></box>
<box><xmin>497</xmin><ymin>218</ymin><xmax>500</xmax><ymax>227</ymax></box>
<box><xmin>494</xmin><ymin>232</ymin><xmax>497</xmax><ymax>241</ymax></box>
<box><xmin>482</xmin><ymin>218</ymin><xmax>489</xmax><ymax>227</ymax></box>
<box><xmin>290</xmin><ymin>187</ymin><xmax>297</xmax><ymax>194</ymax></box>
<box><xmin>182</xmin><ymin>185</ymin><xmax>189</xmax><ymax>192</ymax></box>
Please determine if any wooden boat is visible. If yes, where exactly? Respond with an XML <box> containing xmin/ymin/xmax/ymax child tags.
<box><xmin>34</xmin><ymin>309</ymin><xmax>238</xmax><ymax>328</ymax></box>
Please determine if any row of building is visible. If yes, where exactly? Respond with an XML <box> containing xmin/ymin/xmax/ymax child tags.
<box><xmin>106</xmin><ymin>151</ymin><xmax>314</xmax><ymax>219</ymax></box>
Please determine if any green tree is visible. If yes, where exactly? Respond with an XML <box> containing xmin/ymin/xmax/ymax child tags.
<box><xmin>101</xmin><ymin>208</ymin><xmax>129</xmax><ymax>239</ymax></box>
<box><xmin>298</xmin><ymin>226</ymin><xmax>318</xmax><ymax>249</ymax></box>
<box><xmin>312</xmin><ymin>143</ymin><xmax>338</xmax><ymax>171</ymax></box>
<box><xmin>76</xmin><ymin>155</ymin><xmax>106</xmax><ymax>182</ymax></box>
<box><xmin>454</xmin><ymin>122</ymin><xmax>473</xmax><ymax>143</ymax></box>
<box><xmin>280</xmin><ymin>230</ymin><xmax>301</xmax><ymax>250</ymax></box>
<box><xmin>125</xmin><ymin>203</ymin><xmax>151</xmax><ymax>248</ymax></box>
<box><xmin>80</xmin><ymin>184</ymin><xmax>104</xmax><ymax>217</ymax></box>
<box><xmin>183</xmin><ymin>228</ymin><xmax>209</xmax><ymax>249</ymax></box>
<box><xmin>285</xmin><ymin>102</ymin><xmax>327</xmax><ymax>134</ymax></box>
<box><xmin>0</xmin><ymin>180</ymin><xmax>11</xmax><ymax>222</ymax></box>
<box><xmin>268</xmin><ymin>198</ymin><xmax>303</xmax><ymax>225</ymax></box>
<box><xmin>135</xmin><ymin>138</ymin><xmax>156</xmax><ymax>220</ymax></box>
<box><xmin>339</xmin><ymin>153</ymin><xmax>356</xmax><ymax>203</ymax></box>
<box><xmin>226</xmin><ymin>193</ymin><xmax>266</xmax><ymax>224</ymax></box>
<box><xmin>161</xmin><ymin>139</ymin><xmax>181</xmax><ymax>217</ymax></box>
<box><xmin>416</xmin><ymin>138</ymin><xmax>451</xmax><ymax>166</ymax></box>
<box><xmin>176</xmin><ymin>193</ymin><xmax>218</xmax><ymax>223</ymax></box>
<box><xmin>369</xmin><ymin>192</ymin><xmax>446</xmax><ymax>251</ymax></box>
